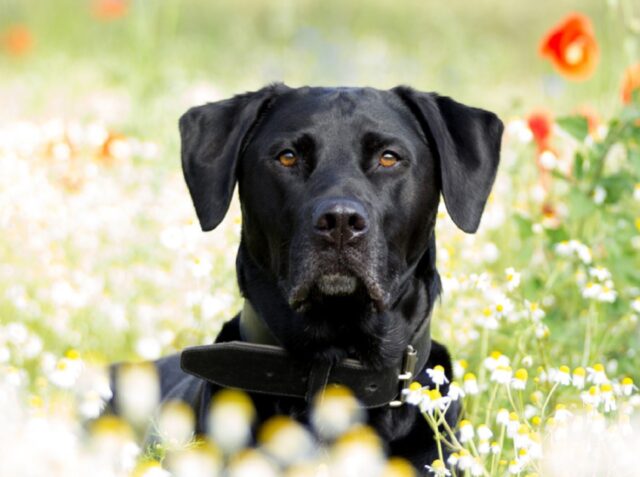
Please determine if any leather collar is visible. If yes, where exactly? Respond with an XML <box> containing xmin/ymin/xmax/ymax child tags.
<box><xmin>180</xmin><ymin>301</ymin><xmax>432</xmax><ymax>408</ymax></box>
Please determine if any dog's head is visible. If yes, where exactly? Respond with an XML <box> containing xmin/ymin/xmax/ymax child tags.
<box><xmin>180</xmin><ymin>84</ymin><xmax>502</xmax><ymax>362</ymax></box>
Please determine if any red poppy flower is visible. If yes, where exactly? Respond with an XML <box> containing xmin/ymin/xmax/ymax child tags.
<box><xmin>621</xmin><ymin>64</ymin><xmax>640</xmax><ymax>104</ymax></box>
<box><xmin>3</xmin><ymin>25</ymin><xmax>34</xmax><ymax>56</ymax></box>
<box><xmin>96</xmin><ymin>132</ymin><xmax>127</xmax><ymax>165</ymax></box>
<box><xmin>527</xmin><ymin>110</ymin><xmax>553</xmax><ymax>153</ymax></box>
<box><xmin>92</xmin><ymin>0</ymin><xmax>129</xmax><ymax>21</ymax></box>
<box><xmin>539</xmin><ymin>13</ymin><xmax>599</xmax><ymax>81</ymax></box>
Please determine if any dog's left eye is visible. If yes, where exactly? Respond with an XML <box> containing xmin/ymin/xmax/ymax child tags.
<box><xmin>277</xmin><ymin>150</ymin><xmax>298</xmax><ymax>167</ymax></box>
<box><xmin>379</xmin><ymin>151</ymin><xmax>400</xmax><ymax>168</ymax></box>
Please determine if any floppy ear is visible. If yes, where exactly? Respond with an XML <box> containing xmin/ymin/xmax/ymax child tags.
<box><xmin>393</xmin><ymin>87</ymin><xmax>504</xmax><ymax>233</ymax></box>
<box><xmin>179</xmin><ymin>84</ymin><xmax>286</xmax><ymax>231</ymax></box>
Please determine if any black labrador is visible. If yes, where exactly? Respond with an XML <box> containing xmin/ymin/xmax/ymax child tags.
<box><xmin>108</xmin><ymin>83</ymin><xmax>503</xmax><ymax>472</ymax></box>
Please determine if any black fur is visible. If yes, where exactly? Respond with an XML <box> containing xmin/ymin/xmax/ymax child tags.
<box><xmin>109</xmin><ymin>84</ymin><xmax>503</xmax><ymax>473</ymax></box>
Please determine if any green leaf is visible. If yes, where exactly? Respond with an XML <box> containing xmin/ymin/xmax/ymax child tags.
<box><xmin>557</xmin><ymin>115</ymin><xmax>589</xmax><ymax>142</ymax></box>
<box><xmin>574</xmin><ymin>151</ymin><xmax>585</xmax><ymax>180</ymax></box>
<box><xmin>513</xmin><ymin>213</ymin><xmax>534</xmax><ymax>239</ymax></box>
<box><xmin>629</xmin><ymin>149</ymin><xmax>640</xmax><ymax>175</ymax></box>
<box><xmin>599</xmin><ymin>173</ymin><xmax>635</xmax><ymax>204</ymax></box>
<box><xmin>568</xmin><ymin>188</ymin><xmax>595</xmax><ymax>219</ymax></box>
<box><xmin>544</xmin><ymin>225</ymin><xmax>569</xmax><ymax>244</ymax></box>
<box><xmin>550</xmin><ymin>169</ymin><xmax>569</xmax><ymax>181</ymax></box>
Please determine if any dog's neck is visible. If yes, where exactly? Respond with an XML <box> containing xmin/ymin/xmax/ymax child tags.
<box><xmin>239</xmin><ymin>300</ymin><xmax>280</xmax><ymax>345</ymax></box>
<box><xmin>235</xmin><ymin>232</ymin><xmax>441</xmax><ymax>368</ymax></box>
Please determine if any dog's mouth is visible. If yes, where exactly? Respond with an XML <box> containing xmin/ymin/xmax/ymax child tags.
<box><xmin>316</xmin><ymin>273</ymin><xmax>359</xmax><ymax>296</ymax></box>
<box><xmin>287</xmin><ymin>271</ymin><xmax>387</xmax><ymax>314</ymax></box>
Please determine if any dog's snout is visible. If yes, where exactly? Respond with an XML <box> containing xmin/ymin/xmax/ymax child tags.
<box><xmin>312</xmin><ymin>199</ymin><xmax>369</xmax><ymax>248</ymax></box>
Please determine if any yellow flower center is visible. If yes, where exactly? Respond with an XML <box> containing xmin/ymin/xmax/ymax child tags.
<box><xmin>514</xmin><ymin>369</ymin><xmax>528</xmax><ymax>381</ymax></box>
<box><xmin>428</xmin><ymin>389</ymin><xmax>442</xmax><ymax>400</ymax></box>
<box><xmin>28</xmin><ymin>395</ymin><xmax>43</xmax><ymax>408</ymax></box>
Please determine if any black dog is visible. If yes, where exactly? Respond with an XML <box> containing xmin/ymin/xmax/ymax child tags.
<box><xmin>108</xmin><ymin>84</ymin><xmax>503</xmax><ymax>472</ymax></box>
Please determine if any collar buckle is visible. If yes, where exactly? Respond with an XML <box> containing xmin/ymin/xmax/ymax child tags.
<box><xmin>388</xmin><ymin>345</ymin><xmax>418</xmax><ymax>408</ymax></box>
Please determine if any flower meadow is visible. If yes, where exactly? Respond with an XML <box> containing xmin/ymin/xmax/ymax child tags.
<box><xmin>1</xmin><ymin>2</ymin><xmax>640</xmax><ymax>476</ymax></box>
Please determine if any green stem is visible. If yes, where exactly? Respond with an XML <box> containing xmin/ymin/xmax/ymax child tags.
<box><xmin>582</xmin><ymin>302</ymin><xmax>597</xmax><ymax>366</ymax></box>
<box><xmin>540</xmin><ymin>382</ymin><xmax>560</xmax><ymax>421</ymax></box>
<box><xmin>490</xmin><ymin>424</ymin><xmax>506</xmax><ymax>476</ymax></box>
<box><xmin>484</xmin><ymin>383</ymin><xmax>500</xmax><ymax>427</ymax></box>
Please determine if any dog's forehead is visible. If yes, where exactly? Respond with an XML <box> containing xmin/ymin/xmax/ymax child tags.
<box><xmin>259</xmin><ymin>86</ymin><xmax>419</xmax><ymax>136</ymax></box>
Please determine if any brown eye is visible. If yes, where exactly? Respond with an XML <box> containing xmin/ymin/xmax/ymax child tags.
<box><xmin>278</xmin><ymin>150</ymin><xmax>298</xmax><ymax>167</ymax></box>
<box><xmin>379</xmin><ymin>151</ymin><xmax>399</xmax><ymax>168</ymax></box>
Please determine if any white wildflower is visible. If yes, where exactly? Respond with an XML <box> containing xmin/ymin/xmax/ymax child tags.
<box><xmin>425</xmin><ymin>459</ymin><xmax>451</xmax><ymax>476</ymax></box>
<box><xmin>426</xmin><ymin>365</ymin><xmax>449</xmax><ymax>386</ymax></box>
<box><xmin>477</xmin><ymin>424</ymin><xmax>493</xmax><ymax>441</ymax></box>
<box><xmin>592</xmin><ymin>185</ymin><xmax>606</xmax><ymax>204</ymax></box>
<box><xmin>491</xmin><ymin>365</ymin><xmax>513</xmax><ymax>384</ymax></box>
<box><xmin>504</xmin><ymin>267</ymin><xmax>521</xmax><ymax>291</ymax></box>
<box><xmin>589</xmin><ymin>266</ymin><xmax>611</xmax><ymax>282</ymax></box>
<box><xmin>484</xmin><ymin>351</ymin><xmax>510</xmax><ymax>371</ymax></box>
<box><xmin>572</xmin><ymin>367</ymin><xmax>587</xmax><ymax>389</ymax></box>
<box><xmin>458</xmin><ymin>420</ymin><xmax>474</xmax><ymax>443</ymax></box>
<box><xmin>587</xmin><ymin>364</ymin><xmax>608</xmax><ymax>385</ymax></box>
<box><xmin>496</xmin><ymin>408</ymin><xmax>510</xmax><ymax>426</ymax></box>
<box><xmin>463</xmin><ymin>373</ymin><xmax>479</xmax><ymax>395</ymax></box>
<box><xmin>447</xmin><ymin>382</ymin><xmax>465</xmax><ymax>401</ymax></box>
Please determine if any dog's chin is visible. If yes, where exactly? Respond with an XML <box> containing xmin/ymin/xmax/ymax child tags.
<box><xmin>288</xmin><ymin>272</ymin><xmax>385</xmax><ymax>315</ymax></box>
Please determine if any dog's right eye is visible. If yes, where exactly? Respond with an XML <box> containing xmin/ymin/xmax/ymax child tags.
<box><xmin>277</xmin><ymin>150</ymin><xmax>298</xmax><ymax>167</ymax></box>
<box><xmin>379</xmin><ymin>151</ymin><xmax>400</xmax><ymax>168</ymax></box>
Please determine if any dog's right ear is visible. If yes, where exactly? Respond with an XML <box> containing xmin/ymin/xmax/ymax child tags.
<box><xmin>179</xmin><ymin>84</ymin><xmax>286</xmax><ymax>231</ymax></box>
<box><xmin>393</xmin><ymin>86</ymin><xmax>503</xmax><ymax>234</ymax></box>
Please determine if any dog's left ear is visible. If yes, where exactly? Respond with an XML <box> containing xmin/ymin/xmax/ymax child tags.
<box><xmin>393</xmin><ymin>87</ymin><xmax>504</xmax><ymax>233</ymax></box>
<box><xmin>179</xmin><ymin>84</ymin><xmax>287</xmax><ymax>231</ymax></box>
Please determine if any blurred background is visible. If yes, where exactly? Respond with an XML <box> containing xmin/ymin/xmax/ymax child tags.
<box><xmin>1</xmin><ymin>0</ymin><xmax>635</xmax><ymax>129</ymax></box>
<box><xmin>1</xmin><ymin>1</ymin><xmax>640</xmax><ymax>476</ymax></box>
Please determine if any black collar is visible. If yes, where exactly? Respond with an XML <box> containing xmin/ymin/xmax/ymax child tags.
<box><xmin>180</xmin><ymin>301</ymin><xmax>432</xmax><ymax>408</ymax></box>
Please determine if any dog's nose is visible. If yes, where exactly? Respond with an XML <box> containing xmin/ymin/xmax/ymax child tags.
<box><xmin>312</xmin><ymin>199</ymin><xmax>369</xmax><ymax>247</ymax></box>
